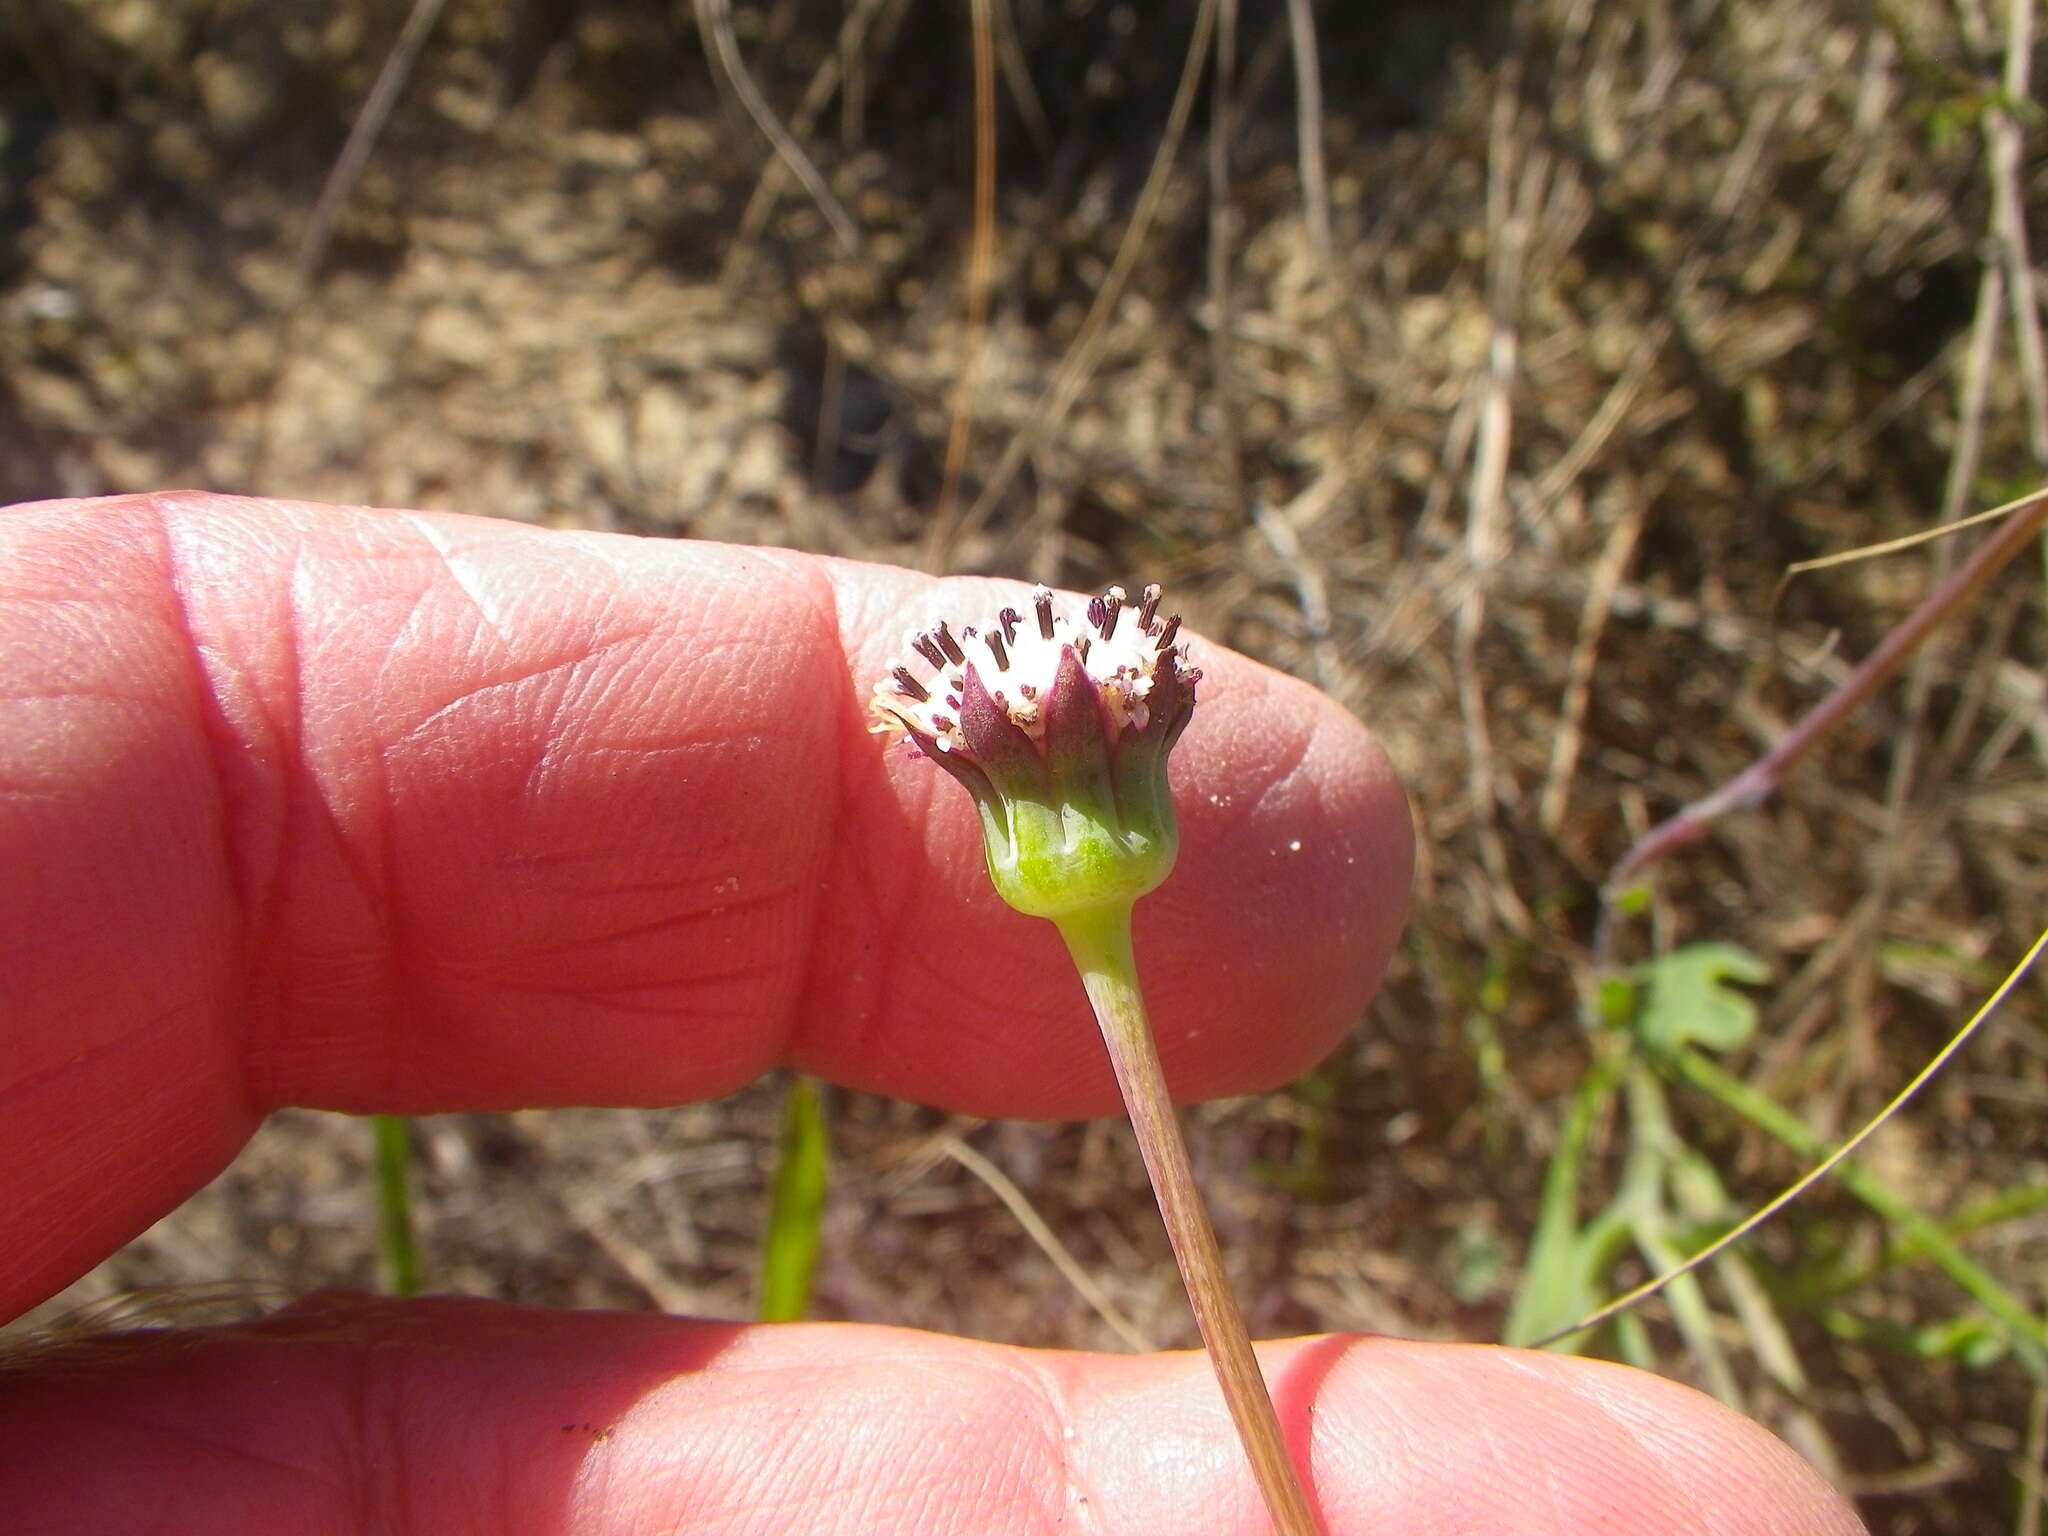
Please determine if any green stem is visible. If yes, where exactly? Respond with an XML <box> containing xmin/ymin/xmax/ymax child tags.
<box><xmin>1057</xmin><ymin>903</ymin><xmax>1321</xmax><ymax>1536</ymax></box>
<box><xmin>1673</xmin><ymin>1048</ymin><xmax>2048</xmax><ymax>1375</ymax></box>
<box><xmin>757</xmin><ymin>1076</ymin><xmax>829</xmax><ymax>1322</ymax></box>
<box><xmin>370</xmin><ymin>1113</ymin><xmax>421</xmax><ymax>1298</ymax></box>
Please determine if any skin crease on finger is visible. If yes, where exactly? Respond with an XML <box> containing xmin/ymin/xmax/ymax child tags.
<box><xmin>0</xmin><ymin>494</ymin><xmax>1865</xmax><ymax>1534</ymax></box>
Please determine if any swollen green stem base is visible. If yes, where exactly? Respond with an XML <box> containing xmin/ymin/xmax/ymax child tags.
<box><xmin>1057</xmin><ymin>903</ymin><xmax>1322</xmax><ymax>1536</ymax></box>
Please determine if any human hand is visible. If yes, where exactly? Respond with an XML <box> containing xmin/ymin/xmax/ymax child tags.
<box><xmin>1</xmin><ymin>493</ymin><xmax>1863</xmax><ymax>1533</ymax></box>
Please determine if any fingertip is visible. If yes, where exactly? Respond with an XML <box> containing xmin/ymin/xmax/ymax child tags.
<box><xmin>1151</xmin><ymin>655</ymin><xmax>1414</xmax><ymax>1097</ymax></box>
<box><xmin>0</xmin><ymin>1306</ymin><xmax>1863</xmax><ymax>1536</ymax></box>
<box><xmin>1289</xmin><ymin>1340</ymin><xmax>1866</xmax><ymax>1535</ymax></box>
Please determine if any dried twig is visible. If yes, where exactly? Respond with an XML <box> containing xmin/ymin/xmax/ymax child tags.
<box><xmin>695</xmin><ymin>0</ymin><xmax>859</xmax><ymax>257</ymax></box>
<box><xmin>722</xmin><ymin>0</ymin><xmax>900</xmax><ymax>288</ymax></box>
<box><xmin>290</xmin><ymin>0</ymin><xmax>449</xmax><ymax>305</ymax></box>
<box><xmin>1282</xmin><ymin>0</ymin><xmax>1333</xmax><ymax>279</ymax></box>
<box><xmin>925</xmin><ymin>0</ymin><xmax>1000</xmax><ymax>568</ymax></box>
<box><xmin>938</xmin><ymin>1134</ymin><xmax>1153</xmax><ymax>1353</ymax></box>
<box><xmin>1597</xmin><ymin>487</ymin><xmax>2048</xmax><ymax>960</ymax></box>
<box><xmin>1457</xmin><ymin>68</ymin><xmax>1544</xmax><ymax>931</ymax></box>
<box><xmin>1206</xmin><ymin>0</ymin><xmax>1245</xmax><ymax>524</ymax></box>
<box><xmin>988</xmin><ymin>0</ymin><xmax>1054</xmax><ymax>158</ymax></box>
<box><xmin>252</xmin><ymin>0</ymin><xmax>449</xmax><ymax>484</ymax></box>
<box><xmin>1538</xmin><ymin>498</ymin><xmax>1644</xmax><ymax>834</ymax></box>
<box><xmin>1987</xmin><ymin>0</ymin><xmax>2048</xmax><ymax>460</ymax></box>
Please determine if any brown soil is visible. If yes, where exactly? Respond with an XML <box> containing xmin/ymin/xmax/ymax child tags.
<box><xmin>4</xmin><ymin>2</ymin><xmax>2046</xmax><ymax>1531</ymax></box>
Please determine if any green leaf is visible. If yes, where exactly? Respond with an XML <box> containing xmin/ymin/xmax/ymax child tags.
<box><xmin>1635</xmin><ymin>943</ymin><xmax>1770</xmax><ymax>1054</ymax></box>
<box><xmin>1596</xmin><ymin>975</ymin><xmax>1638</xmax><ymax>1031</ymax></box>
<box><xmin>1914</xmin><ymin>1316</ymin><xmax>2009</xmax><ymax>1369</ymax></box>
<box><xmin>758</xmin><ymin>1077</ymin><xmax>830</xmax><ymax>1322</ymax></box>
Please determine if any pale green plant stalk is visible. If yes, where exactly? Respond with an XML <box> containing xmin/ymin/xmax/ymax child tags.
<box><xmin>870</xmin><ymin>582</ymin><xmax>1319</xmax><ymax>1535</ymax></box>
<box><xmin>1060</xmin><ymin>903</ymin><xmax>1319</xmax><ymax>1536</ymax></box>
<box><xmin>369</xmin><ymin>1113</ymin><xmax>421</xmax><ymax>1298</ymax></box>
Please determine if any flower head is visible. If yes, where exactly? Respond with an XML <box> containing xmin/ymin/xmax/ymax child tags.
<box><xmin>871</xmin><ymin>583</ymin><xmax>1201</xmax><ymax>918</ymax></box>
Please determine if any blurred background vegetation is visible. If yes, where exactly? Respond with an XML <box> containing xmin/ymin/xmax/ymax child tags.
<box><xmin>4</xmin><ymin>0</ymin><xmax>2046</xmax><ymax>1529</ymax></box>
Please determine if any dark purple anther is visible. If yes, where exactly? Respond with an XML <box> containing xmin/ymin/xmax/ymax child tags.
<box><xmin>1137</xmin><ymin>584</ymin><xmax>1162</xmax><ymax>631</ymax></box>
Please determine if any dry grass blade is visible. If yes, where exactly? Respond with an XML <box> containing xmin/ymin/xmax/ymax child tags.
<box><xmin>1282</xmin><ymin>0</ymin><xmax>1332</xmax><ymax>279</ymax></box>
<box><xmin>289</xmin><ymin>0</ymin><xmax>449</xmax><ymax>303</ymax></box>
<box><xmin>1987</xmin><ymin>0</ymin><xmax>2048</xmax><ymax>459</ymax></box>
<box><xmin>1769</xmin><ymin>499</ymin><xmax>2031</xmax><ymax>609</ymax></box>
<box><xmin>924</xmin><ymin>0</ymin><xmax>1000</xmax><ymax>568</ymax></box>
<box><xmin>0</xmin><ymin>1282</ymin><xmax>291</xmax><ymax>1371</ymax></box>
<box><xmin>251</xmin><ymin>0</ymin><xmax>449</xmax><ymax>482</ymax></box>
<box><xmin>1537</xmin><ymin>499</ymin><xmax>1643</xmax><ymax>834</ymax></box>
<box><xmin>953</xmin><ymin>0</ymin><xmax>1221</xmax><ymax>551</ymax></box>
<box><xmin>721</xmin><ymin>0</ymin><xmax>899</xmax><ymax>287</ymax></box>
<box><xmin>1456</xmin><ymin>65</ymin><xmax>1544</xmax><ymax>933</ymax></box>
<box><xmin>1206</xmin><ymin>0</ymin><xmax>1244</xmax><ymax>525</ymax></box>
<box><xmin>938</xmin><ymin>1134</ymin><xmax>1153</xmax><ymax>1353</ymax></box>
<box><xmin>1253</xmin><ymin>475</ymin><xmax>1346</xmax><ymax>694</ymax></box>
<box><xmin>988</xmin><ymin>0</ymin><xmax>1053</xmax><ymax>158</ymax></box>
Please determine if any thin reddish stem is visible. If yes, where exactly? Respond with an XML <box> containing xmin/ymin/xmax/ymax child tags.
<box><xmin>1598</xmin><ymin>490</ymin><xmax>2048</xmax><ymax>963</ymax></box>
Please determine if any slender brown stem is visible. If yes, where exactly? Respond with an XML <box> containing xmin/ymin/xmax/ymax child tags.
<box><xmin>1058</xmin><ymin>905</ymin><xmax>1321</xmax><ymax>1536</ymax></box>
<box><xmin>1596</xmin><ymin>488</ymin><xmax>2048</xmax><ymax>963</ymax></box>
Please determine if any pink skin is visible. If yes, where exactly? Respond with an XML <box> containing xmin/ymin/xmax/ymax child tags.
<box><xmin>0</xmin><ymin>494</ymin><xmax>1862</xmax><ymax>1534</ymax></box>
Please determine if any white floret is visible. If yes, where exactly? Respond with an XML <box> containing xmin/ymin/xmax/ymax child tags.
<box><xmin>871</xmin><ymin>583</ymin><xmax>1181</xmax><ymax>750</ymax></box>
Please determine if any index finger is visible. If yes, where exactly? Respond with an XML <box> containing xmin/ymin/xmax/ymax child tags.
<box><xmin>1</xmin><ymin>492</ymin><xmax>1411</xmax><ymax>1316</ymax></box>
